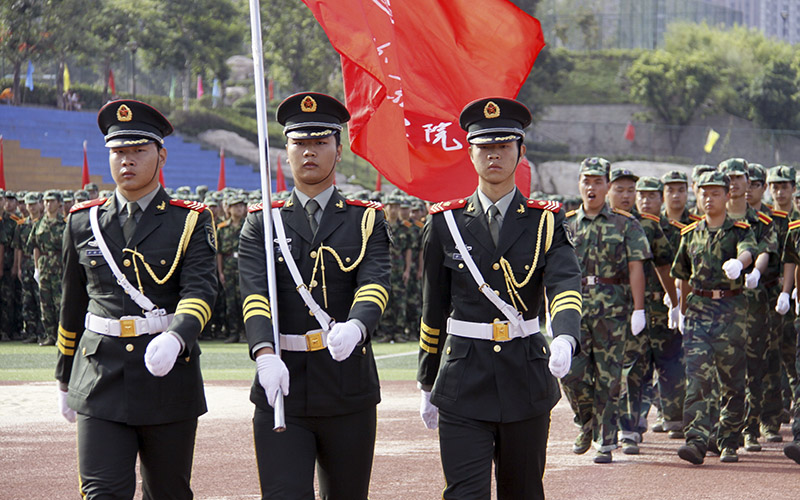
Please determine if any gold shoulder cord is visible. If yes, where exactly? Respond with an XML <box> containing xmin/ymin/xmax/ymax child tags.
<box><xmin>308</xmin><ymin>207</ymin><xmax>376</xmax><ymax>307</ymax></box>
<box><xmin>124</xmin><ymin>210</ymin><xmax>200</xmax><ymax>295</ymax></box>
<box><xmin>497</xmin><ymin>210</ymin><xmax>554</xmax><ymax>312</ymax></box>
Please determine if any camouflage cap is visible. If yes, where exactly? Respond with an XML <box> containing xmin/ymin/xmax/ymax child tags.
<box><xmin>718</xmin><ymin>158</ymin><xmax>748</xmax><ymax>177</ymax></box>
<box><xmin>661</xmin><ymin>170</ymin><xmax>688</xmax><ymax>185</ymax></box>
<box><xmin>635</xmin><ymin>176</ymin><xmax>663</xmax><ymax>192</ymax></box>
<box><xmin>579</xmin><ymin>157</ymin><xmax>610</xmax><ymax>177</ymax></box>
<box><xmin>99</xmin><ymin>190</ymin><xmax>114</xmax><ymax>198</ymax></box>
<box><xmin>203</xmin><ymin>196</ymin><xmax>219</xmax><ymax>207</ymax></box>
<box><xmin>227</xmin><ymin>193</ymin><xmax>246</xmax><ymax>205</ymax></box>
<box><xmin>4</xmin><ymin>190</ymin><xmax>17</xmax><ymax>199</ymax></box>
<box><xmin>74</xmin><ymin>189</ymin><xmax>90</xmax><ymax>202</ymax></box>
<box><xmin>697</xmin><ymin>171</ymin><xmax>730</xmax><ymax>189</ymax></box>
<box><xmin>83</xmin><ymin>182</ymin><xmax>99</xmax><ymax>191</ymax></box>
<box><xmin>767</xmin><ymin>165</ymin><xmax>796</xmax><ymax>184</ymax></box>
<box><xmin>24</xmin><ymin>191</ymin><xmax>41</xmax><ymax>204</ymax></box>
<box><xmin>43</xmin><ymin>189</ymin><xmax>63</xmax><ymax>202</ymax></box>
<box><xmin>609</xmin><ymin>167</ymin><xmax>639</xmax><ymax>183</ymax></box>
<box><xmin>747</xmin><ymin>163</ymin><xmax>766</xmax><ymax>182</ymax></box>
<box><xmin>692</xmin><ymin>164</ymin><xmax>717</xmax><ymax>182</ymax></box>
<box><xmin>62</xmin><ymin>190</ymin><xmax>74</xmax><ymax>202</ymax></box>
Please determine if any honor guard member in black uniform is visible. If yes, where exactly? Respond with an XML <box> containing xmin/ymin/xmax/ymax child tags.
<box><xmin>55</xmin><ymin>100</ymin><xmax>217</xmax><ymax>499</ymax></box>
<box><xmin>238</xmin><ymin>92</ymin><xmax>391</xmax><ymax>500</ymax></box>
<box><xmin>417</xmin><ymin>97</ymin><xmax>582</xmax><ymax>499</ymax></box>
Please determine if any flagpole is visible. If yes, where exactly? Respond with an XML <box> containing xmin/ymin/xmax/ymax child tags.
<box><xmin>247</xmin><ymin>0</ymin><xmax>285</xmax><ymax>432</ymax></box>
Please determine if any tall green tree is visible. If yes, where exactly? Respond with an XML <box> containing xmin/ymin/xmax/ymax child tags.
<box><xmin>0</xmin><ymin>0</ymin><xmax>49</xmax><ymax>105</ymax></box>
<box><xmin>748</xmin><ymin>57</ymin><xmax>800</xmax><ymax>162</ymax></box>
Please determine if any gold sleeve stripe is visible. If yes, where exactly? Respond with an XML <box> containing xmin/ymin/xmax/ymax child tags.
<box><xmin>353</xmin><ymin>290</ymin><xmax>388</xmax><ymax>308</ymax></box>
<box><xmin>420</xmin><ymin>331</ymin><xmax>438</xmax><ymax>345</ymax></box>
<box><xmin>551</xmin><ymin>302</ymin><xmax>583</xmax><ymax>317</ymax></box>
<box><xmin>175</xmin><ymin>308</ymin><xmax>208</xmax><ymax>328</ymax></box>
<box><xmin>177</xmin><ymin>298</ymin><xmax>211</xmax><ymax>322</ymax></box>
<box><xmin>420</xmin><ymin>339</ymin><xmax>438</xmax><ymax>354</ymax></box>
<box><xmin>57</xmin><ymin>335</ymin><xmax>76</xmax><ymax>348</ymax></box>
<box><xmin>356</xmin><ymin>284</ymin><xmax>389</xmax><ymax>301</ymax></box>
<box><xmin>58</xmin><ymin>325</ymin><xmax>77</xmax><ymax>339</ymax></box>
<box><xmin>550</xmin><ymin>296</ymin><xmax>582</xmax><ymax>311</ymax></box>
<box><xmin>353</xmin><ymin>296</ymin><xmax>387</xmax><ymax>312</ymax></box>
<box><xmin>243</xmin><ymin>299</ymin><xmax>271</xmax><ymax>313</ymax></box>
<box><xmin>57</xmin><ymin>341</ymin><xmax>75</xmax><ymax>356</ymax></box>
<box><xmin>244</xmin><ymin>294</ymin><xmax>271</xmax><ymax>309</ymax></box>
<box><xmin>421</xmin><ymin>321</ymin><xmax>440</xmax><ymax>337</ymax></box>
<box><xmin>244</xmin><ymin>308</ymin><xmax>272</xmax><ymax>322</ymax></box>
<box><xmin>175</xmin><ymin>303</ymin><xmax>210</xmax><ymax>325</ymax></box>
<box><xmin>551</xmin><ymin>290</ymin><xmax>582</xmax><ymax>304</ymax></box>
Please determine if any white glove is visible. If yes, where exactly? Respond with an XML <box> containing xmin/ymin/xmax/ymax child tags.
<box><xmin>57</xmin><ymin>387</ymin><xmax>76</xmax><ymax>423</ymax></box>
<box><xmin>678</xmin><ymin>311</ymin><xmax>685</xmax><ymax>335</ymax></box>
<box><xmin>663</xmin><ymin>293</ymin><xmax>672</xmax><ymax>309</ymax></box>
<box><xmin>722</xmin><ymin>259</ymin><xmax>744</xmax><ymax>280</ymax></box>
<box><xmin>777</xmin><ymin>292</ymin><xmax>791</xmax><ymax>315</ymax></box>
<box><xmin>144</xmin><ymin>332</ymin><xmax>182</xmax><ymax>377</ymax></box>
<box><xmin>256</xmin><ymin>353</ymin><xmax>290</xmax><ymax>408</ymax></box>
<box><xmin>548</xmin><ymin>336</ymin><xmax>573</xmax><ymax>378</ymax></box>
<box><xmin>545</xmin><ymin>312</ymin><xmax>554</xmax><ymax>337</ymax></box>
<box><xmin>668</xmin><ymin>305</ymin><xmax>680</xmax><ymax>329</ymax></box>
<box><xmin>420</xmin><ymin>390</ymin><xmax>439</xmax><ymax>429</ymax></box>
<box><xmin>745</xmin><ymin>268</ymin><xmax>761</xmax><ymax>289</ymax></box>
<box><xmin>33</xmin><ymin>268</ymin><xmax>40</xmax><ymax>285</ymax></box>
<box><xmin>793</xmin><ymin>288</ymin><xmax>797</xmax><ymax>301</ymax></box>
<box><xmin>327</xmin><ymin>320</ymin><xmax>362</xmax><ymax>361</ymax></box>
<box><xmin>631</xmin><ymin>309</ymin><xmax>646</xmax><ymax>336</ymax></box>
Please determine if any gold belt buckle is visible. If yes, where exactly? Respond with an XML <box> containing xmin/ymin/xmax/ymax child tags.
<box><xmin>305</xmin><ymin>331</ymin><xmax>325</xmax><ymax>351</ymax></box>
<box><xmin>712</xmin><ymin>290</ymin><xmax>722</xmax><ymax>300</ymax></box>
<box><xmin>119</xmin><ymin>319</ymin><xmax>137</xmax><ymax>337</ymax></box>
<box><xmin>492</xmin><ymin>320</ymin><xmax>510</xmax><ymax>342</ymax></box>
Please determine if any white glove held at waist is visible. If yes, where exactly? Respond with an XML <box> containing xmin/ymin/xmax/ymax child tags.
<box><xmin>777</xmin><ymin>292</ymin><xmax>791</xmax><ymax>315</ymax></box>
<box><xmin>327</xmin><ymin>320</ymin><xmax>362</xmax><ymax>361</ymax></box>
<box><xmin>745</xmin><ymin>269</ymin><xmax>761</xmax><ymax>289</ymax></box>
<box><xmin>256</xmin><ymin>353</ymin><xmax>289</xmax><ymax>408</ymax></box>
<box><xmin>144</xmin><ymin>331</ymin><xmax>182</xmax><ymax>377</ymax></box>
<box><xmin>548</xmin><ymin>336</ymin><xmax>573</xmax><ymax>378</ymax></box>
<box><xmin>420</xmin><ymin>390</ymin><xmax>439</xmax><ymax>429</ymax></box>
<box><xmin>722</xmin><ymin>259</ymin><xmax>743</xmax><ymax>280</ymax></box>
<box><xmin>631</xmin><ymin>309</ymin><xmax>646</xmax><ymax>336</ymax></box>
<box><xmin>57</xmin><ymin>386</ymin><xmax>76</xmax><ymax>423</ymax></box>
<box><xmin>668</xmin><ymin>305</ymin><xmax>680</xmax><ymax>330</ymax></box>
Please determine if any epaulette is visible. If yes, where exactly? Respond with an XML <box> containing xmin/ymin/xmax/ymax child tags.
<box><xmin>429</xmin><ymin>198</ymin><xmax>468</xmax><ymax>214</ymax></box>
<box><xmin>772</xmin><ymin>209</ymin><xmax>788</xmax><ymax>219</ymax></box>
<box><xmin>669</xmin><ymin>219</ymin><xmax>687</xmax><ymax>229</ymax></box>
<box><xmin>402</xmin><ymin>220</ymin><xmax>413</xmax><ymax>227</ymax></box>
<box><xmin>734</xmin><ymin>220</ymin><xmax>751</xmax><ymax>230</ymax></box>
<box><xmin>527</xmin><ymin>199</ymin><xmax>561</xmax><ymax>213</ymax></box>
<box><xmin>764</xmin><ymin>202</ymin><xmax>774</xmax><ymax>210</ymax></box>
<box><xmin>788</xmin><ymin>220</ymin><xmax>800</xmax><ymax>231</ymax></box>
<box><xmin>689</xmin><ymin>213</ymin><xmax>703</xmax><ymax>222</ymax></box>
<box><xmin>170</xmin><ymin>199</ymin><xmax>207</xmax><ymax>213</ymax></box>
<box><xmin>757</xmin><ymin>211</ymin><xmax>773</xmax><ymax>224</ymax></box>
<box><xmin>681</xmin><ymin>221</ymin><xmax>699</xmax><ymax>236</ymax></box>
<box><xmin>565</xmin><ymin>209</ymin><xmax>577</xmax><ymax>218</ymax></box>
<box><xmin>345</xmin><ymin>199</ymin><xmax>384</xmax><ymax>210</ymax></box>
<box><xmin>10</xmin><ymin>214</ymin><xmax>24</xmax><ymax>224</ymax></box>
<box><xmin>415</xmin><ymin>220</ymin><xmax>424</xmax><ymax>228</ymax></box>
<box><xmin>640</xmin><ymin>212</ymin><xmax>660</xmax><ymax>223</ymax></box>
<box><xmin>611</xmin><ymin>207</ymin><xmax>634</xmax><ymax>219</ymax></box>
<box><xmin>216</xmin><ymin>219</ymin><xmax>231</xmax><ymax>230</ymax></box>
<box><xmin>69</xmin><ymin>197</ymin><xmax>108</xmax><ymax>213</ymax></box>
<box><xmin>272</xmin><ymin>200</ymin><xmax>286</xmax><ymax>208</ymax></box>
<box><xmin>248</xmin><ymin>202</ymin><xmax>265</xmax><ymax>213</ymax></box>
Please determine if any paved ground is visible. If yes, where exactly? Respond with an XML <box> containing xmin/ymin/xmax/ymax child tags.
<box><xmin>1</xmin><ymin>380</ymin><xmax>799</xmax><ymax>499</ymax></box>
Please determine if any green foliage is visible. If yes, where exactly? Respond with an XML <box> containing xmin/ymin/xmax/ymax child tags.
<box><xmin>748</xmin><ymin>58</ymin><xmax>800</xmax><ymax>131</ymax></box>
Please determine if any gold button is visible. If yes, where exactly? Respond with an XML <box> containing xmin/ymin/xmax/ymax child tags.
<box><xmin>525</xmin><ymin>265</ymin><xmax>531</xmax><ymax>270</ymax></box>
<box><xmin>446</xmin><ymin>346</ymin><xmax>451</xmax><ymax>354</ymax></box>
<box><xmin>362</xmin><ymin>346</ymin><xmax>367</xmax><ymax>355</ymax></box>
<box><xmin>123</xmin><ymin>259</ymin><xmax>131</xmax><ymax>267</ymax></box>
<box><xmin>309</xmin><ymin>311</ymin><xmax>315</xmax><ymax>316</ymax></box>
<box><xmin>82</xmin><ymin>347</ymin><xmax>86</xmax><ymax>356</ymax></box>
<box><xmin>90</xmin><ymin>260</ymin><xmax>97</xmax><ymax>266</ymax></box>
<box><xmin>493</xmin><ymin>345</ymin><xmax>502</xmax><ymax>353</ymax></box>
<box><xmin>310</xmin><ymin>251</ymin><xmax>317</xmax><ymax>259</ymax></box>
<box><xmin>310</xmin><ymin>280</ymin><xmax>319</xmax><ymax>288</ymax></box>
<box><xmin>492</xmin><ymin>263</ymin><xmax>500</xmax><ymax>271</ymax></box>
<box><xmin>160</xmin><ymin>259</ymin><xmax>167</xmax><ymax>265</ymax></box>
<box><xmin>125</xmin><ymin>344</ymin><xmax>134</xmax><ymax>352</ymax></box>
<box><xmin>278</xmin><ymin>256</ymin><xmax>284</xmax><ymax>262</ymax></box>
<box><xmin>494</xmin><ymin>290</ymin><xmax>500</xmax><ymax>296</ymax></box>
<box><xmin>346</xmin><ymin>257</ymin><xmax>351</xmax><ymax>263</ymax></box>
<box><xmin>542</xmin><ymin>346</ymin><xmax>547</xmax><ymax>354</ymax></box>
<box><xmin>458</xmin><ymin>263</ymin><xmax>464</xmax><ymax>269</ymax></box>
<box><xmin>185</xmin><ymin>356</ymin><xmax>191</xmax><ymax>362</ymax></box>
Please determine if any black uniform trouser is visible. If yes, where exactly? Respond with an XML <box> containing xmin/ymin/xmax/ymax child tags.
<box><xmin>253</xmin><ymin>405</ymin><xmax>377</xmax><ymax>500</ymax></box>
<box><xmin>77</xmin><ymin>414</ymin><xmax>198</xmax><ymax>500</ymax></box>
<box><xmin>438</xmin><ymin>408</ymin><xmax>550</xmax><ymax>500</ymax></box>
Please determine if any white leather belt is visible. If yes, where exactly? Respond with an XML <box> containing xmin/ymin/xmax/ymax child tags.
<box><xmin>280</xmin><ymin>329</ymin><xmax>328</xmax><ymax>352</ymax></box>
<box><xmin>446</xmin><ymin>317</ymin><xmax>540</xmax><ymax>342</ymax></box>
<box><xmin>85</xmin><ymin>312</ymin><xmax>174</xmax><ymax>338</ymax></box>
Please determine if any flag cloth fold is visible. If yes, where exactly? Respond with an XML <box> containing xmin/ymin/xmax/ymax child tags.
<box><xmin>108</xmin><ymin>69</ymin><xmax>116</xmax><ymax>96</ymax></box>
<box><xmin>25</xmin><ymin>61</ymin><xmax>34</xmax><ymax>91</ymax></box>
<box><xmin>159</xmin><ymin>169</ymin><xmax>165</xmax><ymax>187</ymax></box>
<box><xmin>81</xmin><ymin>141</ymin><xmax>90</xmax><ymax>187</ymax></box>
<box><xmin>704</xmin><ymin>128</ymin><xmax>720</xmax><ymax>153</ymax></box>
<box><xmin>63</xmin><ymin>64</ymin><xmax>71</xmax><ymax>93</ymax></box>
<box><xmin>375</xmin><ymin>172</ymin><xmax>382</xmax><ymax>192</ymax></box>
<box><xmin>624</xmin><ymin>121</ymin><xmax>636</xmax><ymax>142</ymax></box>
<box><xmin>197</xmin><ymin>76</ymin><xmax>204</xmax><ymax>99</ymax></box>
<box><xmin>217</xmin><ymin>148</ymin><xmax>226</xmax><ymax>190</ymax></box>
<box><xmin>276</xmin><ymin>154</ymin><xmax>287</xmax><ymax>192</ymax></box>
<box><xmin>302</xmin><ymin>0</ymin><xmax>544</xmax><ymax>201</ymax></box>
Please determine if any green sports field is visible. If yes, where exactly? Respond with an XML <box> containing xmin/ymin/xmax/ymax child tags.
<box><xmin>0</xmin><ymin>339</ymin><xmax>419</xmax><ymax>382</ymax></box>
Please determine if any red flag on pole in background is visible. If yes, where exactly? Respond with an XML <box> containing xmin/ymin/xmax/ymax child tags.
<box><xmin>275</xmin><ymin>154</ymin><xmax>287</xmax><ymax>192</ymax></box>
<box><xmin>0</xmin><ymin>136</ymin><xmax>5</xmax><ymax>189</ymax></box>
<box><xmin>197</xmin><ymin>76</ymin><xmax>204</xmax><ymax>99</ymax></box>
<box><xmin>375</xmin><ymin>172</ymin><xmax>382</xmax><ymax>192</ymax></box>
<box><xmin>217</xmin><ymin>148</ymin><xmax>226</xmax><ymax>190</ymax></box>
<box><xmin>516</xmin><ymin>156</ymin><xmax>532</xmax><ymax>198</ymax></box>
<box><xmin>81</xmin><ymin>140</ymin><xmax>90</xmax><ymax>187</ymax></box>
<box><xmin>624</xmin><ymin>121</ymin><xmax>636</xmax><ymax>142</ymax></box>
<box><xmin>159</xmin><ymin>169</ymin><xmax>165</xmax><ymax>187</ymax></box>
<box><xmin>108</xmin><ymin>69</ymin><xmax>116</xmax><ymax>96</ymax></box>
<box><xmin>268</xmin><ymin>79</ymin><xmax>275</xmax><ymax>102</ymax></box>
<box><xmin>302</xmin><ymin>0</ymin><xmax>544</xmax><ymax>201</ymax></box>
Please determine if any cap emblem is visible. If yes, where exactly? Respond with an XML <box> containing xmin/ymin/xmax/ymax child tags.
<box><xmin>301</xmin><ymin>96</ymin><xmax>317</xmax><ymax>113</ymax></box>
<box><xmin>116</xmin><ymin>104</ymin><xmax>132</xmax><ymax>122</ymax></box>
<box><xmin>483</xmin><ymin>101</ymin><xmax>500</xmax><ymax>119</ymax></box>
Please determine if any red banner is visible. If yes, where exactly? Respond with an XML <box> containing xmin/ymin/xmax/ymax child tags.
<box><xmin>217</xmin><ymin>148</ymin><xmax>226</xmax><ymax>190</ymax></box>
<box><xmin>303</xmin><ymin>0</ymin><xmax>544</xmax><ymax>201</ymax></box>
<box><xmin>276</xmin><ymin>153</ymin><xmax>287</xmax><ymax>192</ymax></box>
<box><xmin>108</xmin><ymin>69</ymin><xmax>116</xmax><ymax>96</ymax></box>
<box><xmin>81</xmin><ymin>141</ymin><xmax>90</xmax><ymax>187</ymax></box>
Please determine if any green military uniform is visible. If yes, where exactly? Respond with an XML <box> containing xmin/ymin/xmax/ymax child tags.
<box><xmin>0</xmin><ymin>197</ymin><xmax>22</xmax><ymax>340</ymax></box>
<box><xmin>216</xmin><ymin>197</ymin><xmax>245</xmax><ymax>343</ymax></box>
<box><xmin>671</xmin><ymin>172</ymin><xmax>758</xmax><ymax>462</ymax></box>
<box><xmin>14</xmin><ymin>194</ymin><xmax>43</xmax><ymax>342</ymax></box>
<box><xmin>563</xmin><ymin>200</ymin><xmax>651</xmax><ymax>453</ymax></box>
<box><xmin>203</xmin><ymin>197</ymin><xmax>226</xmax><ymax>339</ymax></box>
<box><xmin>28</xmin><ymin>192</ymin><xmax>66</xmax><ymax>346</ymax></box>
<box><xmin>405</xmin><ymin>214</ymin><xmax>424</xmax><ymax>340</ymax></box>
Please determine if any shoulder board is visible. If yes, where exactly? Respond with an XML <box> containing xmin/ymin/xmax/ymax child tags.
<box><xmin>272</xmin><ymin>200</ymin><xmax>286</xmax><ymax>209</ymax></box>
<box><xmin>429</xmin><ymin>198</ymin><xmax>468</xmax><ymax>214</ymax></box>
<box><xmin>69</xmin><ymin>197</ymin><xmax>108</xmax><ymax>213</ymax></box>
<box><xmin>764</xmin><ymin>202</ymin><xmax>774</xmax><ymax>210</ymax></box>
<box><xmin>734</xmin><ymin>220</ymin><xmax>751</xmax><ymax>229</ymax></box>
<box><xmin>611</xmin><ymin>207</ymin><xmax>634</xmax><ymax>218</ymax></box>
<box><xmin>415</xmin><ymin>220</ymin><xmax>424</xmax><ymax>228</ymax></box>
<box><xmin>757</xmin><ymin>211</ymin><xmax>773</xmax><ymax>224</ymax></box>
<box><xmin>402</xmin><ymin>220</ymin><xmax>413</xmax><ymax>227</ymax></box>
<box><xmin>640</xmin><ymin>212</ymin><xmax>660</xmax><ymax>223</ymax></box>
<box><xmin>216</xmin><ymin>219</ymin><xmax>231</xmax><ymax>230</ymax></box>
<box><xmin>527</xmin><ymin>199</ymin><xmax>561</xmax><ymax>213</ymax></box>
<box><xmin>789</xmin><ymin>220</ymin><xmax>800</xmax><ymax>231</ymax></box>
<box><xmin>669</xmin><ymin>219</ymin><xmax>687</xmax><ymax>229</ymax></box>
<box><xmin>681</xmin><ymin>221</ymin><xmax>699</xmax><ymax>236</ymax></box>
<box><xmin>10</xmin><ymin>214</ymin><xmax>23</xmax><ymax>224</ymax></box>
<box><xmin>248</xmin><ymin>202</ymin><xmax>265</xmax><ymax>213</ymax></box>
<box><xmin>345</xmin><ymin>199</ymin><xmax>384</xmax><ymax>210</ymax></box>
<box><xmin>170</xmin><ymin>199</ymin><xmax>207</xmax><ymax>213</ymax></box>
<box><xmin>772</xmin><ymin>209</ymin><xmax>788</xmax><ymax>218</ymax></box>
<box><xmin>565</xmin><ymin>209</ymin><xmax>577</xmax><ymax>218</ymax></box>
<box><xmin>689</xmin><ymin>213</ymin><xmax>703</xmax><ymax>222</ymax></box>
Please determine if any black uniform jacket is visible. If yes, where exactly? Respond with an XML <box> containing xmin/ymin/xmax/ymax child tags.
<box><xmin>417</xmin><ymin>189</ymin><xmax>582</xmax><ymax>423</ymax></box>
<box><xmin>56</xmin><ymin>188</ymin><xmax>217</xmax><ymax>425</ymax></box>
<box><xmin>238</xmin><ymin>190</ymin><xmax>391</xmax><ymax>417</ymax></box>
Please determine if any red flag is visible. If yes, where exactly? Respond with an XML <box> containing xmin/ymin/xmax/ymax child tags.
<box><xmin>276</xmin><ymin>154</ymin><xmax>287</xmax><ymax>191</ymax></box>
<box><xmin>217</xmin><ymin>148</ymin><xmax>226</xmax><ymax>190</ymax></box>
<box><xmin>303</xmin><ymin>0</ymin><xmax>544</xmax><ymax>201</ymax></box>
<box><xmin>81</xmin><ymin>140</ymin><xmax>90</xmax><ymax>187</ymax></box>
<box><xmin>516</xmin><ymin>156</ymin><xmax>532</xmax><ymax>198</ymax></box>
<box><xmin>197</xmin><ymin>76</ymin><xmax>204</xmax><ymax>99</ymax></box>
<box><xmin>0</xmin><ymin>136</ymin><xmax>5</xmax><ymax>189</ymax></box>
<box><xmin>624</xmin><ymin>121</ymin><xmax>636</xmax><ymax>142</ymax></box>
<box><xmin>159</xmin><ymin>169</ymin><xmax>165</xmax><ymax>187</ymax></box>
<box><xmin>375</xmin><ymin>172</ymin><xmax>382</xmax><ymax>192</ymax></box>
<box><xmin>108</xmin><ymin>69</ymin><xmax>116</xmax><ymax>96</ymax></box>
<box><xmin>268</xmin><ymin>79</ymin><xmax>275</xmax><ymax>101</ymax></box>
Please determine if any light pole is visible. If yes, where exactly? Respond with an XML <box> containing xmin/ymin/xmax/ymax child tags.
<box><xmin>127</xmin><ymin>40</ymin><xmax>138</xmax><ymax>98</ymax></box>
<box><xmin>781</xmin><ymin>11</ymin><xmax>789</xmax><ymax>41</ymax></box>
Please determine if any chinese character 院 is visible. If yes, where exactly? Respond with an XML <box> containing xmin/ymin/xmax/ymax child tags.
<box><xmin>422</xmin><ymin>122</ymin><xmax>463</xmax><ymax>151</ymax></box>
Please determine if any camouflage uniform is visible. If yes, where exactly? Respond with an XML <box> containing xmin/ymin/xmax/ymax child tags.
<box><xmin>13</xmin><ymin>212</ymin><xmax>43</xmax><ymax>341</ymax></box>
<box><xmin>27</xmin><ymin>211</ymin><xmax>66</xmax><ymax>344</ymax></box>
<box><xmin>216</xmin><ymin>216</ymin><xmax>244</xmax><ymax>341</ymax></box>
<box><xmin>780</xmin><ymin>217</ymin><xmax>800</xmax><ymax>445</ymax></box>
<box><xmin>0</xmin><ymin>206</ymin><xmax>22</xmax><ymax>339</ymax></box>
<box><xmin>404</xmin><ymin>217</ymin><xmax>423</xmax><ymax>338</ymax></box>
<box><xmin>671</xmin><ymin>213</ymin><xmax>757</xmax><ymax>456</ymax></box>
<box><xmin>563</xmin><ymin>203</ymin><xmax>651</xmax><ymax>452</ymax></box>
<box><xmin>204</xmin><ymin>198</ymin><xmax>226</xmax><ymax>339</ymax></box>
<box><xmin>380</xmin><ymin>216</ymin><xmax>408</xmax><ymax>340</ymax></box>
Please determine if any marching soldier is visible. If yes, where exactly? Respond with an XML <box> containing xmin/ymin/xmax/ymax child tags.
<box><xmin>417</xmin><ymin>97</ymin><xmax>581</xmax><ymax>498</ymax></box>
<box><xmin>689</xmin><ymin>165</ymin><xmax>717</xmax><ymax>221</ymax></box>
<box><xmin>55</xmin><ymin>100</ymin><xmax>217</xmax><ymax>499</ymax></box>
<box><xmin>661</xmin><ymin>170</ymin><xmax>692</xmax><ymax>251</ymax></box>
<box><xmin>238</xmin><ymin>92</ymin><xmax>391</xmax><ymax>499</ymax></box>
<box><xmin>14</xmin><ymin>192</ymin><xmax>43</xmax><ymax>343</ymax></box>
<box><xmin>217</xmin><ymin>193</ymin><xmax>247</xmax><ymax>343</ymax></box>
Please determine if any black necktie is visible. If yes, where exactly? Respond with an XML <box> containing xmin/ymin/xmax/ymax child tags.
<box><xmin>488</xmin><ymin>204</ymin><xmax>501</xmax><ymax>246</ymax></box>
<box><xmin>305</xmin><ymin>199</ymin><xmax>320</xmax><ymax>234</ymax></box>
<box><xmin>122</xmin><ymin>202</ymin><xmax>139</xmax><ymax>242</ymax></box>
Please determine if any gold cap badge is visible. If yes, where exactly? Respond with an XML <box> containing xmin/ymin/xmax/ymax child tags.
<box><xmin>116</xmin><ymin>104</ymin><xmax>133</xmax><ymax>122</ymax></box>
<box><xmin>301</xmin><ymin>96</ymin><xmax>317</xmax><ymax>113</ymax></box>
<box><xmin>483</xmin><ymin>101</ymin><xmax>500</xmax><ymax>119</ymax></box>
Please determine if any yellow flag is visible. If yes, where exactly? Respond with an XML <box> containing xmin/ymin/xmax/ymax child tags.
<box><xmin>63</xmin><ymin>63</ymin><xmax>71</xmax><ymax>92</ymax></box>
<box><xmin>704</xmin><ymin>128</ymin><xmax>720</xmax><ymax>153</ymax></box>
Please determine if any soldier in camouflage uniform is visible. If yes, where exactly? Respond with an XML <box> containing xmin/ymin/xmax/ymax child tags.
<box><xmin>689</xmin><ymin>165</ymin><xmax>717</xmax><ymax>222</ymax></box>
<box><xmin>27</xmin><ymin>190</ymin><xmax>66</xmax><ymax>346</ymax></box>
<box><xmin>4</xmin><ymin>191</ymin><xmax>25</xmax><ymax>339</ymax></box>
<box><xmin>0</xmin><ymin>190</ymin><xmax>16</xmax><ymax>339</ymax></box>
<box><xmin>563</xmin><ymin>158</ymin><xmax>651</xmax><ymax>463</ymax></box>
<box><xmin>672</xmin><ymin>170</ymin><xmax>758</xmax><ymax>465</ymax></box>
<box><xmin>203</xmin><ymin>196</ymin><xmax>226</xmax><ymax>339</ymax></box>
<box><xmin>377</xmin><ymin>195</ymin><xmax>407</xmax><ymax>342</ymax></box>
<box><xmin>217</xmin><ymin>194</ymin><xmax>246</xmax><ymax>343</ymax></box>
<box><xmin>14</xmin><ymin>192</ymin><xmax>43</xmax><ymax>343</ymax></box>
<box><xmin>779</xmin><ymin>199</ymin><xmax>800</xmax><ymax>464</ymax></box>
<box><xmin>404</xmin><ymin>199</ymin><xmax>425</xmax><ymax>340</ymax></box>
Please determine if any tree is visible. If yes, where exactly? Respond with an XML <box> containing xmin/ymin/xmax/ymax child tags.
<box><xmin>0</xmin><ymin>0</ymin><xmax>49</xmax><ymax>105</ymax></box>
<box><xmin>748</xmin><ymin>57</ymin><xmax>800</xmax><ymax>162</ymax></box>
<box><xmin>628</xmin><ymin>49</ymin><xmax>718</xmax><ymax>154</ymax></box>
